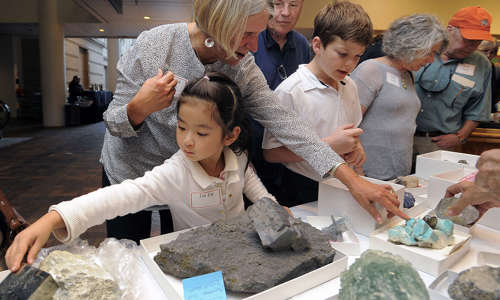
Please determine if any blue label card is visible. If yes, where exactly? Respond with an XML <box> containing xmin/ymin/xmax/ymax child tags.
<box><xmin>182</xmin><ymin>270</ymin><xmax>227</xmax><ymax>300</ymax></box>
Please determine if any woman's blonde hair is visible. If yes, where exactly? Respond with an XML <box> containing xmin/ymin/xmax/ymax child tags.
<box><xmin>194</xmin><ymin>0</ymin><xmax>270</xmax><ymax>58</ymax></box>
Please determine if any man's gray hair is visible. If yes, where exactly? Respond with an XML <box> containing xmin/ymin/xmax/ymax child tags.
<box><xmin>383</xmin><ymin>14</ymin><xmax>448</xmax><ymax>63</ymax></box>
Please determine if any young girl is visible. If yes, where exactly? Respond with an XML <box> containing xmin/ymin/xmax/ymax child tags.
<box><xmin>6</xmin><ymin>72</ymin><xmax>277</xmax><ymax>272</ymax></box>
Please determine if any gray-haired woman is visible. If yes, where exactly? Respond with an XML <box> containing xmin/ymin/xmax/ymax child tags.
<box><xmin>103</xmin><ymin>0</ymin><xmax>408</xmax><ymax>243</ymax></box>
<box><xmin>351</xmin><ymin>14</ymin><xmax>448</xmax><ymax>180</ymax></box>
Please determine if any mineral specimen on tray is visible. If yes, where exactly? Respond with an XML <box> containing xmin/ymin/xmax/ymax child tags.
<box><xmin>321</xmin><ymin>216</ymin><xmax>347</xmax><ymax>242</ymax></box>
<box><xmin>435</xmin><ymin>196</ymin><xmax>479</xmax><ymax>226</ymax></box>
<box><xmin>247</xmin><ymin>197</ymin><xmax>309</xmax><ymax>251</ymax></box>
<box><xmin>339</xmin><ymin>250</ymin><xmax>429</xmax><ymax>300</ymax></box>
<box><xmin>396</xmin><ymin>175</ymin><xmax>419</xmax><ymax>188</ymax></box>
<box><xmin>404</xmin><ymin>192</ymin><xmax>416</xmax><ymax>208</ymax></box>
<box><xmin>154</xmin><ymin>209</ymin><xmax>335</xmax><ymax>294</ymax></box>
<box><xmin>448</xmin><ymin>266</ymin><xmax>500</xmax><ymax>300</ymax></box>
<box><xmin>388</xmin><ymin>216</ymin><xmax>454</xmax><ymax>249</ymax></box>
<box><xmin>39</xmin><ymin>250</ymin><xmax>120</xmax><ymax>300</ymax></box>
<box><xmin>0</xmin><ymin>265</ymin><xmax>58</xmax><ymax>300</ymax></box>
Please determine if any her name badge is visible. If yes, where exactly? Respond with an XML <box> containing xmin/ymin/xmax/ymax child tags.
<box><xmin>386</xmin><ymin>72</ymin><xmax>401</xmax><ymax>87</ymax></box>
<box><xmin>191</xmin><ymin>189</ymin><xmax>222</xmax><ymax>208</ymax></box>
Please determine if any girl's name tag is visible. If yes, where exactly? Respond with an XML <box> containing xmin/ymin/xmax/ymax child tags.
<box><xmin>190</xmin><ymin>189</ymin><xmax>222</xmax><ymax>208</ymax></box>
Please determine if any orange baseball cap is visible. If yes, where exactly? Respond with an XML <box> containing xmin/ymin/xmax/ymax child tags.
<box><xmin>449</xmin><ymin>6</ymin><xmax>493</xmax><ymax>41</ymax></box>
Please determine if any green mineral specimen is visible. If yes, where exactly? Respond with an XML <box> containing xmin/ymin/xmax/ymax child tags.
<box><xmin>339</xmin><ymin>250</ymin><xmax>429</xmax><ymax>300</ymax></box>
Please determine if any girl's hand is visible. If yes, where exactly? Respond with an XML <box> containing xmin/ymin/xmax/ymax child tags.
<box><xmin>127</xmin><ymin>69</ymin><xmax>178</xmax><ymax>127</ymax></box>
<box><xmin>323</xmin><ymin>124</ymin><xmax>363</xmax><ymax>155</ymax></box>
<box><xmin>5</xmin><ymin>211</ymin><xmax>62</xmax><ymax>272</ymax></box>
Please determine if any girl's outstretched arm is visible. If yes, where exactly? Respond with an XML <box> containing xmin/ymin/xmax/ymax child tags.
<box><xmin>5</xmin><ymin>211</ymin><xmax>65</xmax><ymax>272</ymax></box>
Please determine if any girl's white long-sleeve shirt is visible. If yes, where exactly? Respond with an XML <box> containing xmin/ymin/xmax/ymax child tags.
<box><xmin>50</xmin><ymin>148</ymin><xmax>275</xmax><ymax>242</ymax></box>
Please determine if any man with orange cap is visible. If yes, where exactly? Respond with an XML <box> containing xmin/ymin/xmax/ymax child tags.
<box><xmin>413</xmin><ymin>6</ymin><xmax>494</xmax><ymax>154</ymax></box>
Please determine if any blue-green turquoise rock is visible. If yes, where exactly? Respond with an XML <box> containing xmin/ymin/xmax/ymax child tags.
<box><xmin>388</xmin><ymin>217</ymin><xmax>454</xmax><ymax>249</ymax></box>
<box><xmin>436</xmin><ymin>219</ymin><xmax>453</xmax><ymax>237</ymax></box>
<box><xmin>339</xmin><ymin>250</ymin><xmax>429</xmax><ymax>300</ymax></box>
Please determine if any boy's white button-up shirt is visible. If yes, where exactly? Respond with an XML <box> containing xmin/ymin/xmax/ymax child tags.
<box><xmin>262</xmin><ymin>64</ymin><xmax>362</xmax><ymax>181</ymax></box>
<box><xmin>51</xmin><ymin>148</ymin><xmax>274</xmax><ymax>242</ymax></box>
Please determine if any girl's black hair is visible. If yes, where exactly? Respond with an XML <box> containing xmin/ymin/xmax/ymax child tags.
<box><xmin>177</xmin><ymin>72</ymin><xmax>252</xmax><ymax>160</ymax></box>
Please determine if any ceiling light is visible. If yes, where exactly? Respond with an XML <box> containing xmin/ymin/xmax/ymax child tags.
<box><xmin>144</xmin><ymin>16</ymin><xmax>151</xmax><ymax>20</ymax></box>
<box><xmin>99</xmin><ymin>28</ymin><xmax>105</xmax><ymax>32</ymax></box>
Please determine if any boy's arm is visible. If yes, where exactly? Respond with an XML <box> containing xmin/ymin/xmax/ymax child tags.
<box><xmin>6</xmin><ymin>210</ymin><xmax>65</xmax><ymax>272</ymax></box>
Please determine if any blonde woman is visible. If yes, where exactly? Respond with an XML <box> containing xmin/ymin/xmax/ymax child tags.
<box><xmin>102</xmin><ymin>0</ymin><xmax>408</xmax><ymax>243</ymax></box>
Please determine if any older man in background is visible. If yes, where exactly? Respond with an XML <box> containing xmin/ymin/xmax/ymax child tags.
<box><xmin>414</xmin><ymin>6</ymin><xmax>493</xmax><ymax>154</ymax></box>
<box><xmin>251</xmin><ymin>0</ymin><xmax>310</xmax><ymax>202</ymax></box>
<box><xmin>478</xmin><ymin>38</ymin><xmax>500</xmax><ymax>112</ymax></box>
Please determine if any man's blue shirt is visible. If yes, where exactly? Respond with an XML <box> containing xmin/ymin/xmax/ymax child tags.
<box><xmin>253</xmin><ymin>28</ymin><xmax>311</xmax><ymax>90</ymax></box>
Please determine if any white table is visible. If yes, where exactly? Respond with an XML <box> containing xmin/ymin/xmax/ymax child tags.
<box><xmin>289</xmin><ymin>201</ymin><xmax>500</xmax><ymax>300</ymax></box>
<box><xmin>1</xmin><ymin>202</ymin><xmax>498</xmax><ymax>299</ymax></box>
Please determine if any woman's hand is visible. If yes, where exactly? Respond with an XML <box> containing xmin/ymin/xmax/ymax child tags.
<box><xmin>5</xmin><ymin>211</ymin><xmax>63</xmax><ymax>272</ymax></box>
<box><xmin>323</xmin><ymin>124</ymin><xmax>363</xmax><ymax>155</ymax></box>
<box><xmin>335</xmin><ymin>165</ymin><xmax>409</xmax><ymax>223</ymax></box>
<box><xmin>127</xmin><ymin>69</ymin><xmax>178</xmax><ymax>127</ymax></box>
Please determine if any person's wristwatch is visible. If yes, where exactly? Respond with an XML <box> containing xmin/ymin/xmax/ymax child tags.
<box><xmin>323</xmin><ymin>162</ymin><xmax>346</xmax><ymax>179</ymax></box>
<box><xmin>456</xmin><ymin>132</ymin><xmax>467</xmax><ymax>144</ymax></box>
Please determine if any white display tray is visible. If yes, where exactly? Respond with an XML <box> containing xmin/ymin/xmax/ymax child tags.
<box><xmin>140</xmin><ymin>228</ymin><xmax>348</xmax><ymax>300</ymax></box>
<box><xmin>428</xmin><ymin>249</ymin><xmax>500</xmax><ymax>299</ymax></box>
<box><xmin>415</xmin><ymin>150</ymin><xmax>478</xmax><ymax>180</ymax></box>
<box><xmin>304</xmin><ymin>216</ymin><xmax>361</xmax><ymax>256</ymax></box>
<box><xmin>369</xmin><ymin>211</ymin><xmax>472</xmax><ymax>277</ymax></box>
<box><xmin>318</xmin><ymin>176</ymin><xmax>405</xmax><ymax>236</ymax></box>
<box><xmin>427</xmin><ymin>168</ymin><xmax>477</xmax><ymax>209</ymax></box>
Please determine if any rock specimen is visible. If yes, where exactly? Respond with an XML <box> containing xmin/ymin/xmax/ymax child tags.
<box><xmin>321</xmin><ymin>216</ymin><xmax>347</xmax><ymax>242</ymax></box>
<box><xmin>448</xmin><ymin>266</ymin><xmax>500</xmax><ymax>300</ymax></box>
<box><xmin>396</xmin><ymin>175</ymin><xmax>419</xmax><ymax>188</ymax></box>
<box><xmin>388</xmin><ymin>216</ymin><xmax>454</xmax><ymax>249</ymax></box>
<box><xmin>247</xmin><ymin>197</ymin><xmax>309</xmax><ymax>251</ymax></box>
<box><xmin>154</xmin><ymin>212</ymin><xmax>335</xmax><ymax>294</ymax></box>
<box><xmin>0</xmin><ymin>265</ymin><xmax>58</xmax><ymax>300</ymax></box>
<box><xmin>39</xmin><ymin>250</ymin><xmax>120</xmax><ymax>300</ymax></box>
<box><xmin>404</xmin><ymin>192</ymin><xmax>416</xmax><ymax>208</ymax></box>
<box><xmin>435</xmin><ymin>196</ymin><xmax>479</xmax><ymax>226</ymax></box>
<box><xmin>339</xmin><ymin>250</ymin><xmax>429</xmax><ymax>300</ymax></box>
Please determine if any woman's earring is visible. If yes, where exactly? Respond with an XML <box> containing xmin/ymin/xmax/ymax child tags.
<box><xmin>204</xmin><ymin>38</ymin><xmax>215</xmax><ymax>48</ymax></box>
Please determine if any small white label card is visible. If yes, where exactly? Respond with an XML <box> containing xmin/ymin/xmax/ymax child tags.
<box><xmin>451</xmin><ymin>74</ymin><xmax>475</xmax><ymax>88</ymax></box>
<box><xmin>182</xmin><ymin>271</ymin><xmax>227</xmax><ymax>300</ymax></box>
<box><xmin>455</xmin><ymin>63</ymin><xmax>475</xmax><ymax>76</ymax></box>
<box><xmin>386</xmin><ymin>72</ymin><xmax>401</xmax><ymax>87</ymax></box>
<box><xmin>173</xmin><ymin>74</ymin><xmax>188</xmax><ymax>99</ymax></box>
<box><xmin>191</xmin><ymin>189</ymin><xmax>222</xmax><ymax>208</ymax></box>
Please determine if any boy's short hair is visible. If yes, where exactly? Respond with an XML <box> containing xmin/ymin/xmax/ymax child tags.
<box><xmin>313</xmin><ymin>1</ymin><xmax>373</xmax><ymax>47</ymax></box>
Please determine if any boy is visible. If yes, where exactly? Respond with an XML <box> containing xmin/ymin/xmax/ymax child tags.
<box><xmin>262</xmin><ymin>1</ymin><xmax>372</xmax><ymax>206</ymax></box>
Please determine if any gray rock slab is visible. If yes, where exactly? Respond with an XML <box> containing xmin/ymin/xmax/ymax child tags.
<box><xmin>0</xmin><ymin>265</ymin><xmax>58</xmax><ymax>300</ymax></box>
<box><xmin>448</xmin><ymin>265</ymin><xmax>500</xmax><ymax>300</ymax></box>
<box><xmin>339</xmin><ymin>250</ymin><xmax>429</xmax><ymax>300</ymax></box>
<box><xmin>247</xmin><ymin>197</ymin><xmax>309</xmax><ymax>251</ymax></box>
<box><xmin>435</xmin><ymin>197</ymin><xmax>479</xmax><ymax>226</ymax></box>
<box><xmin>39</xmin><ymin>250</ymin><xmax>120</xmax><ymax>300</ymax></box>
<box><xmin>154</xmin><ymin>212</ymin><xmax>336</xmax><ymax>294</ymax></box>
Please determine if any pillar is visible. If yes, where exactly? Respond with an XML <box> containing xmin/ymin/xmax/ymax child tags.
<box><xmin>39</xmin><ymin>0</ymin><xmax>65</xmax><ymax>127</ymax></box>
<box><xmin>106</xmin><ymin>38</ymin><xmax>119</xmax><ymax>93</ymax></box>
